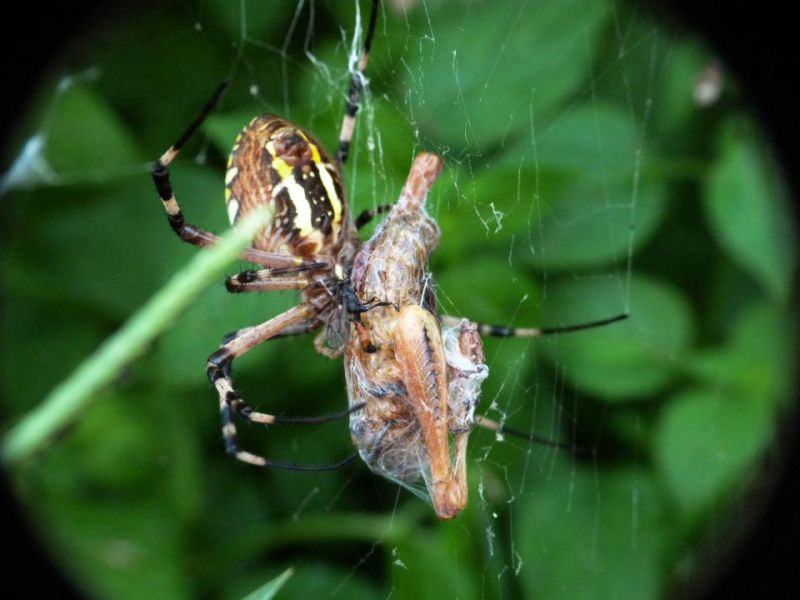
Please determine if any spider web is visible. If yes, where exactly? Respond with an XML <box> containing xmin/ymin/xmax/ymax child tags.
<box><xmin>207</xmin><ymin>0</ymin><xmax>638</xmax><ymax>591</ymax></box>
<box><xmin>244</xmin><ymin>2</ymin><xmax>644</xmax><ymax>591</ymax></box>
<box><xmin>1</xmin><ymin>0</ymin><xmax>795</xmax><ymax>599</ymax></box>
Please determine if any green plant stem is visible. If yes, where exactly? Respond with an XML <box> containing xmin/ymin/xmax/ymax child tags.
<box><xmin>1</xmin><ymin>208</ymin><xmax>272</xmax><ymax>467</ymax></box>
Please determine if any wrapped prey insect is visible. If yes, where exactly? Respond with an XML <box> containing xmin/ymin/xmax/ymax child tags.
<box><xmin>345</xmin><ymin>153</ymin><xmax>489</xmax><ymax>519</ymax></box>
<box><xmin>344</xmin><ymin>153</ymin><xmax>627</xmax><ymax>518</ymax></box>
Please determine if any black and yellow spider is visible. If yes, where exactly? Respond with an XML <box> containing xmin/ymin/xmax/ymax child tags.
<box><xmin>151</xmin><ymin>0</ymin><xmax>625</xmax><ymax>518</ymax></box>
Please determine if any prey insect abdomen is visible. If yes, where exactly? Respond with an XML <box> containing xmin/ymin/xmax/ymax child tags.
<box><xmin>349</xmin><ymin>154</ymin><xmax>443</xmax><ymax>307</ymax></box>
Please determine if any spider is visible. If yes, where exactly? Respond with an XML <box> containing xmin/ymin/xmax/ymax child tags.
<box><xmin>151</xmin><ymin>0</ymin><xmax>626</xmax><ymax>519</ymax></box>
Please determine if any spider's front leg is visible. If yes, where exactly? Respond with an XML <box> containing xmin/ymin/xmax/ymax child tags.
<box><xmin>354</xmin><ymin>204</ymin><xmax>392</xmax><ymax>230</ymax></box>
<box><xmin>335</xmin><ymin>0</ymin><xmax>379</xmax><ymax>167</ymax></box>
<box><xmin>442</xmin><ymin>313</ymin><xmax>628</xmax><ymax>446</ymax></box>
<box><xmin>440</xmin><ymin>312</ymin><xmax>629</xmax><ymax>339</ymax></box>
<box><xmin>151</xmin><ymin>81</ymin><xmax>227</xmax><ymax>249</ymax></box>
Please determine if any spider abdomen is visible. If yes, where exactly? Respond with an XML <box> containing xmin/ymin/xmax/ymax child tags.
<box><xmin>224</xmin><ymin>115</ymin><xmax>351</xmax><ymax>259</ymax></box>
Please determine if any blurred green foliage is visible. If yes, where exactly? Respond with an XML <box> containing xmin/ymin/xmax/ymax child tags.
<box><xmin>0</xmin><ymin>0</ymin><xmax>795</xmax><ymax>599</ymax></box>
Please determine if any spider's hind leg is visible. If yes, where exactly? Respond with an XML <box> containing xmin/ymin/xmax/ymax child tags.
<box><xmin>206</xmin><ymin>304</ymin><xmax>363</xmax><ymax>471</ymax></box>
<box><xmin>207</xmin><ymin>305</ymin><xmax>313</xmax><ymax>432</ymax></box>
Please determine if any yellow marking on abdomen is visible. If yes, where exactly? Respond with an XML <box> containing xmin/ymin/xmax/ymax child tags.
<box><xmin>317</xmin><ymin>161</ymin><xmax>343</xmax><ymax>226</ymax></box>
<box><xmin>296</xmin><ymin>133</ymin><xmax>342</xmax><ymax>226</ymax></box>
<box><xmin>265</xmin><ymin>141</ymin><xmax>294</xmax><ymax>181</ymax></box>
<box><xmin>273</xmin><ymin>178</ymin><xmax>320</xmax><ymax>245</ymax></box>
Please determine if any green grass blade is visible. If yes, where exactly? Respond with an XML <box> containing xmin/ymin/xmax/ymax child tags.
<box><xmin>1</xmin><ymin>208</ymin><xmax>271</xmax><ymax>467</ymax></box>
<box><xmin>241</xmin><ymin>568</ymin><xmax>294</xmax><ymax>600</ymax></box>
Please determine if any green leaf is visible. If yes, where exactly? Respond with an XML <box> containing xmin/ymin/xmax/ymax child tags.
<box><xmin>241</xmin><ymin>568</ymin><xmax>294</xmax><ymax>600</ymax></box>
<box><xmin>436</xmin><ymin>256</ymin><xmax>543</xmax><ymax>326</ymax></box>
<box><xmin>24</xmin><ymin>178</ymin><xmax>183</xmax><ymax>316</ymax></box>
<box><xmin>651</xmin><ymin>42</ymin><xmax>716</xmax><ymax>141</ymax></box>
<box><xmin>527</xmin><ymin>175</ymin><xmax>666</xmax><ymax>270</ymax></box>
<box><xmin>431</xmin><ymin>163</ymin><xmax>558</xmax><ymax>265</ymax></box>
<box><xmin>440</xmin><ymin>103</ymin><xmax>668</xmax><ymax>271</ymax></box>
<box><xmin>205</xmin><ymin>111</ymin><xmax>257</xmax><ymax>157</ymax></box>
<box><xmin>206</xmin><ymin>0</ymin><xmax>288</xmax><ymax>43</ymax></box>
<box><xmin>158</xmin><ymin>283</ymin><xmax>297</xmax><ymax>387</ymax></box>
<box><xmin>517</xmin><ymin>463</ymin><xmax>666</xmax><ymax>600</ymax></box>
<box><xmin>685</xmin><ymin>302</ymin><xmax>794</xmax><ymax>407</ymax></box>
<box><xmin>538</xmin><ymin>274</ymin><xmax>694</xmax><ymax>399</ymax></box>
<box><xmin>55</xmin><ymin>392</ymin><xmax>165</xmax><ymax>492</ymax></box>
<box><xmin>653</xmin><ymin>388</ymin><xmax>774</xmax><ymax>519</ymax></box>
<box><xmin>704</xmin><ymin>120</ymin><xmax>796</xmax><ymax>301</ymax></box>
<box><xmin>34</xmin><ymin>498</ymin><xmax>190</xmax><ymax>600</ymax></box>
<box><xmin>79</xmin><ymin>10</ymin><xmax>227</xmax><ymax>153</ymax></box>
<box><xmin>44</xmin><ymin>84</ymin><xmax>144</xmax><ymax>176</ymax></box>
<box><xmin>510</xmin><ymin>102</ymin><xmax>665</xmax><ymax>269</ymax></box>
<box><xmin>403</xmin><ymin>0</ymin><xmax>611</xmax><ymax>151</ymax></box>
<box><xmin>0</xmin><ymin>297</ymin><xmax>105</xmax><ymax>414</ymax></box>
<box><xmin>434</xmin><ymin>171</ymin><xmax>666</xmax><ymax>274</ymax></box>
<box><xmin>13</xmin><ymin>162</ymin><xmax>225</xmax><ymax>318</ymax></box>
<box><xmin>502</xmin><ymin>103</ymin><xmax>639</xmax><ymax>178</ymax></box>
<box><xmin>391</xmin><ymin>530</ymin><xmax>480</xmax><ymax>600</ymax></box>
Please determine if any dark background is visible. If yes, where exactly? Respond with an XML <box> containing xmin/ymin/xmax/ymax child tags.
<box><xmin>1</xmin><ymin>1</ymin><xmax>796</xmax><ymax>598</ymax></box>
<box><xmin>660</xmin><ymin>2</ymin><xmax>798</xmax><ymax>598</ymax></box>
